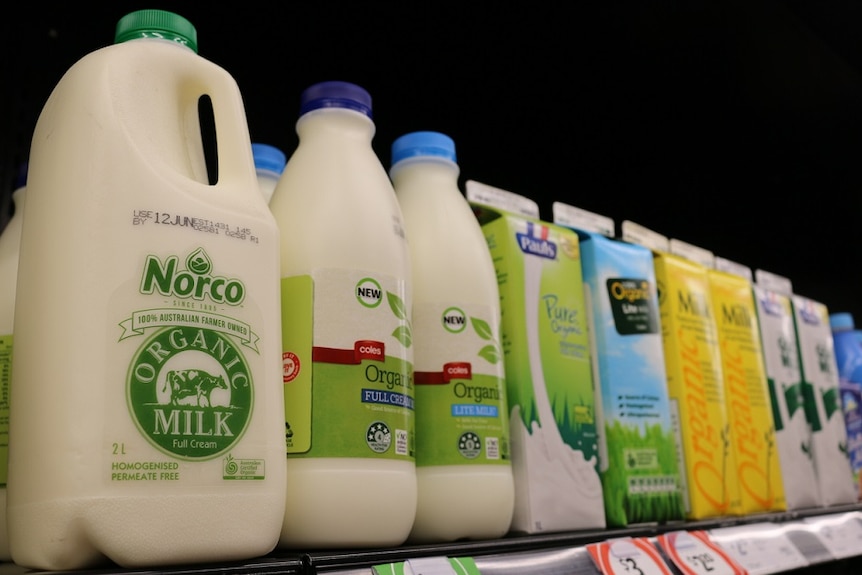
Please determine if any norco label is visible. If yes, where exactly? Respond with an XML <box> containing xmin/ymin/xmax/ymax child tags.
<box><xmin>127</xmin><ymin>325</ymin><xmax>252</xmax><ymax>460</ymax></box>
<box><xmin>120</xmin><ymin>247</ymin><xmax>257</xmax><ymax>463</ymax></box>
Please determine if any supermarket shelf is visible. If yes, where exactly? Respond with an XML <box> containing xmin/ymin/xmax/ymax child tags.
<box><xmin>0</xmin><ymin>504</ymin><xmax>859</xmax><ymax>574</ymax></box>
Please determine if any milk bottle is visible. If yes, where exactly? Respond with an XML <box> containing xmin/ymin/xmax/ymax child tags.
<box><xmin>8</xmin><ymin>10</ymin><xmax>286</xmax><ymax>569</ymax></box>
<box><xmin>390</xmin><ymin>131</ymin><xmax>514</xmax><ymax>543</ymax></box>
<box><xmin>269</xmin><ymin>81</ymin><xmax>416</xmax><ymax>548</ymax></box>
<box><xmin>0</xmin><ymin>172</ymin><xmax>27</xmax><ymax>562</ymax></box>
<box><xmin>252</xmin><ymin>143</ymin><xmax>286</xmax><ymax>204</ymax></box>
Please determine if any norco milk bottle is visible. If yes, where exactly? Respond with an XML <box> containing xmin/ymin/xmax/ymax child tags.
<box><xmin>269</xmin><ymin>81</ymin><xmax>416</xmax><ymax>548</ymax></box>
<box><xmin>8</xmin><ymin>10</ymin><xmax>286</xmax><ymax>570</ymax></box>
<box><xmin>0</xmin><ymin>169</ymin><xmax>27</xmax><ymax>562</ymax></box>
<box><xmin>390</xmin><ymin>131</ymin><xmax>514</xmax><ymax>543</ymax></box>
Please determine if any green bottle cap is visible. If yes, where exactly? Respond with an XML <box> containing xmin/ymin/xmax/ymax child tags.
<box><xmin>114</xmin><ymin>9</ymin><xmax>198</xmax><ymax>53</ymax></box>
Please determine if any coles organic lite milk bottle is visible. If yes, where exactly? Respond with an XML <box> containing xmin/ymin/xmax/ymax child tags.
<box><xmin>8</xmin><ymin>10</ymin><xmax>286</xmax><ymax>570</ymax></box>
<box><xmin>389</xmin><ymin>131</ymin><xmax>514</xmax><ymax>543</ymax></box>
<box><xmin>270</xmin><ymin>81</ymin><xmax>416</xmax><ymax>548</ymax></box>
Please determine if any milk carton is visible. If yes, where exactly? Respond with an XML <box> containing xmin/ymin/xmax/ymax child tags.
<box><xmin>553</xmin><ymin>205</ymin><xmax>684</xmax><ymax>527</ymax></box>
<box><xmin>708</xmin><ymin>258</ymin><xmax>785</xmax><ymax>515</ymax></box>
<box><xmin>752</xmin><ymin>269</ymin><xmax>821</xmax><ymax>510</ymax></box>
<box><xmin>624</xmin><ymin>223</ymin><xmax>740</xmax><ymax>520</ymax></box>
<box><xmin>791</xmin><ymin>294</ymin><xmax>858</xmax><ymax>506</ymax></box>
<box><xmin>466</xmin><ymin>181</ymin><xmax>605</xmax><ymax>534</ymax></box>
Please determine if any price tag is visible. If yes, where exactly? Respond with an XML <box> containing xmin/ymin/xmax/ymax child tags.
<box><xmin>373</xmin><ymin>556</ymin><xmax>481</xmax><ymax>575</ymax></box>
<box><xmin>803</xmin><ymin>511</ymin><xmax>862</xmax><ymax>559</ymax></box>
<box><xmin>709</xmin><ymin>523</ymin><xmax>809</xmax><ymax>575</ymax></box>
<box><xmin>656</xmin><ymin>530</ymin><xmax>747</xmax><ymax>575</ymax></box>
<box><xmin>587</xmin><ymin>537</ymin><xmax>673</xmax><ymax>575</ymax></box>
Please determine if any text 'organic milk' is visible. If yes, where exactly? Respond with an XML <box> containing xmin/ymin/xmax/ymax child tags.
<box><xmin>466</xmin><ymin>181</ymin><xmax>606</xmax><ymax>534</ymax></box>
<box><xmin>792</xmin><ymin>295</ymin><xmax>858</xmax><ymax>507</ymax></box>
<box><xmin>753</xmin><ymin>269</ymin><xmax>820</xmax><ymax>510</ymax></box>
<box><xmin>8</xmin><ymin>10</ymin><xmax>286</xmax><ymax>570</ymax></box>
<box><xmin>390</xmin><ymin>132</ymin><xmax>514</xmax><ymax>543</ymax></box>
<box><xmin>624</xmin><ymin>222</ymin><xmax>739</xmax><ymax>520</ymax></box>
<box><xmin>270</xmin><ymin>81</ymin><xmax>416</xmax><ymax>548</ymax></box>
<box><xmin>708</xmin><ymin>258</ymin><xmax>786</xmax><ymax>515</ymax></box>
<box><xmin>554</xmin><ymin>205</ymin><xmax>684</xmax><ymax>527</ymax></box>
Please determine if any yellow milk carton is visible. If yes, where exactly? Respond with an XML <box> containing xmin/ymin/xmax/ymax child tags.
<box><xmin>624</xmin><ymin>223</ymin><xmax>739</xmax><ymax>520</ymax></box>
<box><xmin>791</xmin><ymin>294</ymin><xmax>858</xmax><ymax>507</ymax></box>
<box><xmin>466</xmin><ymin>181</ymin><xmax>606</xmax><ymax>534</ymax></box>
<box><xmin>708</xmin><ymin>257</ymin><xmax>786</xmax><ymax>515</ymax></box>
<box><xmin>752</xmin><ymin>269</ymin><xmax>821</xmax><ymax>510</ymax></box>
<box><xmin>554</xmin><ymin>205</ymin><xmax>684</xmax><ymax>527</ymax></box>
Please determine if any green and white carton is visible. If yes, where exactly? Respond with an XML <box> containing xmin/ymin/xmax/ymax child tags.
<box><xmin>554</xmin><ymin>204</ymin><xmax>684</xmax><ymax>527</ymax></box>
<box><xmin>752</xmin><ymin>269</ymin><xmax>821</xmax><ymax>510</ymax></box>
<box><xmin>791</xmin><ymin>293</ymin><xmax>858</xmax><ymax>507</ymax></box>
<box><xmin>466</xmin><ymin>181</ymin><xmax>606</xmax><ymax>534</ymax></box>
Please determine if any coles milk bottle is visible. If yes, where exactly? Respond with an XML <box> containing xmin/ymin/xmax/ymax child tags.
<box><xmin>252</xmin><ymin>143</ymin><xmax>287</xmax><ymax>204</ymax></box>
<box><xmin>0</xmin><ymin>166</ymin><xmax>27</xmax><ymax>562</ymax></box>
<box><xmin>269</xmin><ymin>81</ymin><xmax>416</xmax><ymax>548</ymax></box>
<box><xmin>390</xmin><ymin>131</ymin><xmax>514</xmax><ymax>542</ymax></box>
<box><xmin>8</xmin><ymin>10</ymin><xmax>286</xmax><ymax>570</ymax></box>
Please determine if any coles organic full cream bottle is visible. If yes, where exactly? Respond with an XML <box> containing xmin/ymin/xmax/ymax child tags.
<box><xmin>8</xmin><ymin>10</ymin><xmax>286</xmax><ymax>570</ymax></box>
<box><xmin>390</xmin><ymin>131</ymin><xmax>515</xmax><ymax>543</ymax></box>
<box><xmin>269</xmin><ymin>81</ymin><xmax>416</xmax><ymax>548</ymax></box>
<box><xmin>0</xmin><ymin>169</ymin><xmax>26</xmax><ymax>563</ymax></box>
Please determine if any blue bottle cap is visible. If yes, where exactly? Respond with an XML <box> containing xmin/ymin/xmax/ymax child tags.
<box><xmin>251</xmin><ymin>143</ymin><xmax>286</xmax><ymax>175</ymax></box>
<box><xmin>830</xmin><ymin>312</ymin><xmax>855</xmax><ymax>331</ymax></box>
<box><xmin>390</xmin><ymin>131</ymin><xmax>457</xmax><ymax>169</ymax></box>
<box><xmin>299</xmin><ymin>81</ymin><xmax>372</xmax><ymax>118</ymax></box>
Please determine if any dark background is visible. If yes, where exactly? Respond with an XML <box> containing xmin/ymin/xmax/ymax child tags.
<box><xmin>2</xmin><ymin>2</ymin><xmax>861</xmax><ymax>325</ymax></box>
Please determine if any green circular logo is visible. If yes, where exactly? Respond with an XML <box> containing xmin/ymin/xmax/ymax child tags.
<box><xmin>127</xmin><ymin>326</ymin><xmax>253</xmax><ymax>460</ymax></box>
<box><xmin>442</xmin><ymin>306</ymin><xmax>467</xmax><ymax>334</ymax></box>
<box><xmin>355</xmin><ymin>277</ymin><xmax>383</xmax><ymax>308</ymax></box>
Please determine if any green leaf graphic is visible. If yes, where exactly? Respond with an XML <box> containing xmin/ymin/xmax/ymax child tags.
<box><xmin>471</xmin><ymin>317</ymin><xmax>493</xmax><ymax>340</ymax></box>
<box><xmin>478</xmin><ymin>344</ymin><xmax>501</xmax><ymax>364</ymax></box>
<box><xmin>392</xmin><ymin>325</ymin><xmax>412</xmax><ymax>348</ymax></box>
<box><xmin>387</xmin><ymin>291</ymin><xmax>408</xmax><ymax>320</ymax></box>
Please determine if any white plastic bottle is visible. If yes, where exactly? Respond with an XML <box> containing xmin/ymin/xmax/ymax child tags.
<box><xmin>252</xmin><ymin>143</ymin><xmax>287</xmax><ymax>204</ymax></box>
<box><xmin>269</xmin><ymin>81</ymin><xmax>416</xmax><ymax>548</ymax></box>
<box><xmin>390</xmin><ymin>131</ymin><xmax>514</xmax><ymax>542</ymax></box>
<box><xmin>0</xmin><ymin>166</ymin><xmax>27</xmax><ymax>563</ymax></box>
<box><xmin>9</xmin><ymin>10</ymin><xmax>285</xmax><ymax>570</ymax></box>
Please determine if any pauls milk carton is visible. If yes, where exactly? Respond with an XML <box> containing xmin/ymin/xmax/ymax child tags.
<box><xmin>752</xmin><ymin>269</ymin><xmax>821</xmax><ymax>510</ymax></box>
<box><xmin>553</xmin><ymin>204</ymin><xmax>684</xmax><ymax>527</ymax></box>
<box><xmin>466</xmin><ymin>181</ymin><xmax>605</xmax><ymax>534</ymax></box>
<box><xmin>792</xmin><ymin>294</ymin><xmax>858</xmax><ymax>506</ymax></box>
<box><xmin>624</xmin><ymin>223</ymin><xmax>740</xmax><ymax>520</ymax></box>
<box><xmin>708</xmin><ymin>257</ymin><xmax>786</xmax><ymax>515</ymax></box>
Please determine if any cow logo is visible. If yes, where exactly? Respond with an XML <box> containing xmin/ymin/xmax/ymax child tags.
<box><xmin>127</xmin><ymin>325</ymin><xmax>253</xmax><ymax>460</ymax></box>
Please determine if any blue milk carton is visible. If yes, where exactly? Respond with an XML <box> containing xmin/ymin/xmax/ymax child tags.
<box><xmin>829</xmin><ymin>311</ymin><xmax>862</xmax><ymax>501</ymax></box>
<box><xmin>553</xmin><ymin>203</ymin><xmax>684</xmax><ymax>527</ymax></box>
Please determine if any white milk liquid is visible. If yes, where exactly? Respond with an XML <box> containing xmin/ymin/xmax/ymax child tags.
<box><xmin>9</xmin><ymin>37</ymin><xmax>285</xmax><ymax>570</ymax></box>
<box><xmin>270</xmin><ymin>105</ymin><xmax>416</xmax><ymax>547</ymax></box>
<box><xmin>392</xmin><ymin>155</ymin><xmax>514</xmax><ymax>542</ymax></box>
<box><xmin>0</xmin><ymin>186</ymin><xmax>25</xmax><ymax>562</ymax></box>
